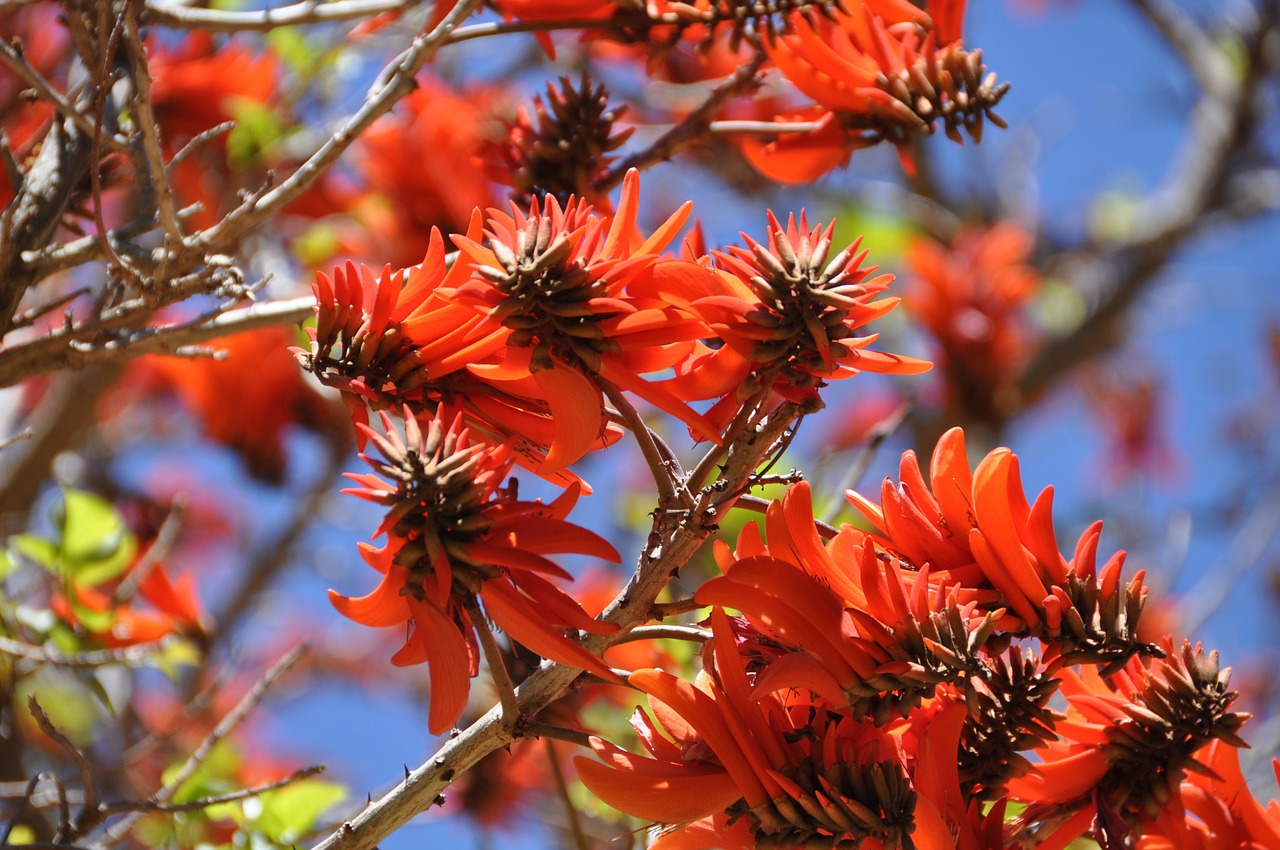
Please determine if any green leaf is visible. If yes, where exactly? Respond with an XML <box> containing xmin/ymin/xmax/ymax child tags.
<box><xmin>226</xmin><ymin>100</ymin><xmax>286</xmax><ymax>166</ymax></box>
<box><xmin>150</xmin><ymin>638</ymin><xmax>203</xmax><ymax>679</ymax></box>
<box><xmin>828</xmin><ymin>205</ymin><xmax>918</xmax><ymax>266</ymax></box>
<box><xmin>10</xmin><ymin>534</ymin><xmax>59</xmax><ymax>571</ymax></box>
<box><xmin>165</xmin><ymin>740</ymin><xmax>243</xmax><ymax>805</ymax></box>
<box><xmin>251</xmin><ymin>780</ymin><xmax>346</xmax><ymax>845</ymax></box>
<box><xmin>6</xmin><ymin>825</ymin><xmax>34</xmax><ymax>845</ymax></box>
<box><xmin>1030</xmin><ymin>278</ymin><xmax>1086</xmax><ymax>336</ymax></box>
<box><xmin>54</xmin><ymin>489</ymin><xmax>137</xmax><ymax>587</ymax></box>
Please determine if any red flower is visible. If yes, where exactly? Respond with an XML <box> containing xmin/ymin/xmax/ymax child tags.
<box><xmin>576</xmin><ymin>609</ymin><xmax>957</xmax><ymax>850</ymax></box>
<box><xmin>149</xmin><ymin>31</ymin><xmax>278</xmax><ymax>149</ymax></box>
<box><xmin>1008</xmin><ymin>642</ymin><xmax>1249</xmax><ymax>834</ymax></box>
<box><xmin>329</xmin><ymin>409</ymin><xmax>621</xmax><ymax>733</ymax></box>
<box><xmin>847</xmin><ymin>426</ymin><xmax>1156</xmax><ymax>671</ymax></box>
<box><xmin>352</xmin><ymin>79</ymin><xmax>501</xmax><ymax>267</ymax></box>
<box><xmin>1137</xmin><ymin>740</ymin><xmax>1280</xmax><ymax>850</ymax></box>
<box><xmin>904</xmin><ymin>222</ymin><xmax>1041</xmax><ymax>428</ymax></box>
<box><xmin>447</xmin><ymin>168</ymin><xmax>720</xmax><ymax>472</ymax></box>
<box><xmin>637</xmin><ymin>211</ymin><xmax>929</xmax><ymax>430</ymax></box>
<box><xmin>746</xmin><ymin>1</ymin><xmax>1009</xmax><ymax>180</ymax></box>
<box><xmin>300</xmin><ymin>224</ymin><xmax>624</xmax><ymax>486</ymax></box>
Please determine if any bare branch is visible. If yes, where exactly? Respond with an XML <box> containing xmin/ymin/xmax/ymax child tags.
<box><xmin>0</xmin><ymin>635</ymin><xmax>184</xmax><ymax>669</ymax></box>
<box><xmin>28</xmin><ymin>698</ymin><xmax>99</xmax><ymax>840</ymax></box>
<box><xmin>465</xmin><ymin>594</ymin><xmax>520</xmax><ymax>730</ymax></box>
<box><xmin>0</xmin><ymin>41</ymin><xmax>126</xmax><ymax>153</ymax></box>
<box><xmin>98</xmin><ymin>766</ymin><xmax>325</xmax><ymax>814</ymax></box>
<box><xmin>595</xmin><ymin>50</ymin><xmax>766</xmax><ymax>192</ymax></box>
<box><xmin>0</xmin><ymin>294</ymin><xmax>315</xmax><ymax>389</ymax></box>
<box><xmin>119</xmin><ymin>8</ymin><xmax>184</xmax><ymax>253</ymax></box>
<box><xmin>190</xmin><ymin>0</ymin><xmax>482</xmax><ymax>253</ymax></box>
<box><xmin>1020</xmin><ymin>5</ymin><xmax>1280</xmax><ymax>401</ymax></box>
<box><xmin>613</xmin><ymin>624</ymin><xmax>711</xmax><ymax>644</ymax></box>
<box><xmin>598</xmin><ymin>376</ymin><xmax>686</xmax><ymax>510</ymax></box>
<box><xmin>144</xmin><ymin>0</ymin><xmax>424</xmax><ymax>32</ymax></box>
<box><xmin>544</xmin><ymin>742</ymin><xmax>589</xmax><ymax>850</ymax></box>
<box><xmin>1127</xmin><ymin>0</ymin><xmax>1231</xmax><ymax>90</ymax></box>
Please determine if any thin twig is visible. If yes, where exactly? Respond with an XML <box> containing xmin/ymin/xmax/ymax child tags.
<box><xmin>145</xmin><ymin>0</ymin><xmax>421</xmax><ymax>31</ymax></box>
<box><xmin>0</xmin><ymin>294</ymin><xmax>316</xmax><ymax>389</ymax></box>
<box><xmin>614</xmin><ymin>624</ymin><xmax>711</xmax><ymax>644</ymax></box>
<box><xmin>28</xmin><ymin>698</ymin><xmax>98</xmax><ymax>840</ymax></box>
<box><xmin>0</xmin><ymin>428</ymin><xmax>32</xmax><ymax>452</ymax></box>
<box><xmin>649</xmin><ymin>598</ymin><xmax>705</xmax><ymax>619</ymax></box>
<box><xmin>0</xmin><ymin>775</ymin><xmax>43</xmax><ymax>847</ymax></box>
<box><xmin>527</xmin><ymin>722</ymin><xmax>593</xmax><ymax>749</ymax></box>
<box><xmin>98</xmin><ymin>766</ymin><xmax>325</xmax><ymax>814</ymax></box>
<box><xmin>544</xmin><ymin>742</ymin><xmax>589</xmax><ymax>850</ymax></box>
<box><xmin>119</xmin><ymin>8</ymin><xmax>184</xmax><ymax>256</ymax></box>
<box><xmin>735</xmin><ymin>493</ymin><xmax>838</xmax><ymax>540</ymax></box>
<box><xmin>190</xmin><ymin>0</ymin><xmax>482</xmax><ymax>253</ymax></box>
<box><xmin>0</xmin><ymin>41</ymin><xmax>127</xmax><ymax>153</ymax></box>
<box><xmin>90</xmin><ymin>645</ymin><xmax>307</xmax><ymax>850</ymax></box>
<box><xmin>708</xmin><ymin>119</ymin><xmax>828</xmax><ymax>135</ymax></box>
<box><xmin>113</xmin><ymin>502</ymin><xmax>184</xmax><ymax>606</ymax></box>
<box><xmin>0</xmin><ymin>635</ymin><xmax>181</xmax><ymax>668</ymax></box>
<box><xmin>598</xmin><ymin>376</ymin><xmax>685</xmax><ymax>509</ymax></box>
<box><xmin>595</xmin><ymin>50</ymin><xmax>766</xmax><ymax>192</ymax></box>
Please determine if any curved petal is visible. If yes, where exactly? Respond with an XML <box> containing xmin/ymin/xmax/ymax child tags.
<box><xmin>328</xmin><ymin>564</ymin><xmax>412</xmax><ymax>628</ymax></box>
<box><xmin>574</xmin><ymin>757</ymin><xmax>739</xmax><ymax>825</ymax></box>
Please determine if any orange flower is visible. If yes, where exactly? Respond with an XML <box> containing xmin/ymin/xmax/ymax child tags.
<box><xmin>300</xmin><ymin>224</ymin><xmax>624</xmax><ymax>486</ymax></box>
<box><xmin>352</xmin><ymin>80</ymin><xmax>501</xmax><ymax>267</ymax></box>
<box><xmin>847</xmin><ymin>426</ymin><xmax>1156</xmax><ymax>671</ymax></box>
<box><xmin>447</xmin><ymin>168</ymin><xmax>720</xmax><ymax>472</ymax></box>
<box><xmin>637</xmin><ymin>211</ymin><xmax>929</xmax><ymax>430</ymax></box>
<box><xmin>147</xmin><ymin>326</ymin><xmax>333</xmax><ymax>481</ymax></box>
<box><xmin>329</xmin><ymin>409</ymin><xmax>621</xmax><ymax>733</ymax></box>
<box><xmin>576</xmin><ymin>609</ymin><xmax>957</xmax><ymax>850</ymax></box>
<box><xmin>696</xmin><ymin>482</ymin><xmax>1002</xmax><ymax>723</ymax></box>
<box><xmin>746</xmin><ymin>1</ymin><xmax>1009</xmax><ymax>180</ymax></box>
<box><xmin>904</xmin><ymin>222</ymin><xmax>1041</xmax><ymax>428</ymax></box>
<box><xmin>51</xmin><ymin>531</ymin><xmax>206</xmax><ymax>652</ymax></box>
<box><xmin>148</xmin><ymin>31</ymin><xmax>278</xmax><ymax>149</ymax></box>
<box><xmin>1137</xmin><ymin>740</ymin><xmax>1280</xmax><ymax>850</ymax></box>
<box><xmin>1008</xmin><ymin>642</ymin><xmax>1249</xmax><ymax>834</ymax></box>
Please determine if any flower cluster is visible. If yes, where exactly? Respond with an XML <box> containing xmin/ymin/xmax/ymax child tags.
<box><xmin>745</xmin><ymin>0</ymin><xmax>1010</xmax><ymax>180</ymax></box>
<box><xmin>302</xmin><ymin>166</ymin><xmax>925</xmax><ymax>730</ymax></box>
<box><xmin>575</xmin><ymin>430</ymin><xmax>1247</xmax><ymax>849</ymax></box>
<box><xmin>330</xmin><ymin>410</ymin><xmax>621</xmax><ymax>733</ymax></box>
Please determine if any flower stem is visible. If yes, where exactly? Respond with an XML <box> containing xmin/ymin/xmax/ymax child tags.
<box><xmin>465</xmin><ymin>594</ymin><xmax>520</xmax><ymax>730</ymax></box>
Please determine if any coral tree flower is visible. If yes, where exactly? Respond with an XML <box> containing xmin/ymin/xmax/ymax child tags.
<box><xmin>299</xmin><ymin>223</ymin><xmax>618</xmax><ymax>485</ymax></box>
<box><xmin>904</xmin><ymin>222</ymin><xmax>1041</xmax><ymax>429</ymax></box>
<box><xmin>447</xmin><ymin>168</ymin><xmax>721</xmax><ymax>472</ymax></box>
<box><xmin>637</xmin><ymin>211</ymin><xmax>929</xmax><ymax>429</ymax></box>
<box><xmin>846</xmin><ymin>426</ymin><xmax>1156</xmax><ymax>671</ymax></box>
<box><xmin>576</xmin><ymin>609</ymin><xmax>961</xmax><ymax>850</ymax></box>
<box><xmin>329</xmin><ymin>409</ymin><xmax>621</xmax><ymax>734</ymax></box>
<box><xmin>353</xmin><ymin>81</ymin><xmax>500</xmax><ymax>267</ymax></box>
<box><xmin>746</xmin><ymin>0</ymin><xmax>1010</xmax><ymax>180</ymax></box>
<box><xmin>1009</xmin><ymin>641</ymin><xmax>1249</xmax><ymax>838</ymax></box>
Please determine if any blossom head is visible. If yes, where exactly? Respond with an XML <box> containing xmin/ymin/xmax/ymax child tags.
<box><xmin>331</xmin><ymin>409</ymin><xmax>622</xmax><ymax>733</ymax></box>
